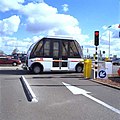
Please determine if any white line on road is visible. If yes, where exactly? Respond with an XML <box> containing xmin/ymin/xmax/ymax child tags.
<box><xmin>62</xmin><ymin>82</ymin><xmax>120</xmax><ymax>115</ymax></box>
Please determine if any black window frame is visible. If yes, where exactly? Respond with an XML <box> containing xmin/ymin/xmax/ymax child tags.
<box><xmin>29</xmin><ymin>37</ymin><xmax>82</xmax><ymax>59</ymax></box>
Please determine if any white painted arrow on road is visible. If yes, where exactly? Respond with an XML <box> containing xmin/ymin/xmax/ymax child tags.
<box><xmin>62</xmin><ymin>82</ymin><xmax>120</xmax><ymax>115</ymax></box>
<box><xmin>62</xmin><ymin>82</ymin><xmax>91</xmax><ymax>95</ymax></box>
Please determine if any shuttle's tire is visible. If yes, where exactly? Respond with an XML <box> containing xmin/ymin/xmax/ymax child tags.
<box><xmin>32</xmin><ymin>64</ymin><xmax>42</xmax><ymax>74</ymax></box>
<box><xmin>75</xmin><ymin>64</ymin><xmax>83</xmax><ymax>73</ymax></box>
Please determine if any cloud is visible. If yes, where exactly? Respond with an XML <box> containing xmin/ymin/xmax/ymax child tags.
<box><xmin>19</xmin><ymin>2</ymin><xmax>84</xmax><ymax>40</ymax></box>
<box><xmin>0</xmin><ymin>0</ymin><xmax>24</xmax><ymax>12</ymax></box>
<box><xmin>101</xmin><ymin>24</ymin><xmax>120</xmax><ymax>40</ymax></box>
<box><xmin>27</xmin><ymin>0</ymin><xmax>44</xmax><ymax>3</ymax></box>
<box><xmin>102</xmin><ymin>24</ymin><xmax>120</xmax><ymax>38</ymax></box>
<box><xmin>62</xmin><ymin>4</ymin><xmax>69</xmax><ymax>12</ymax></box>
<box><xmin>0</xmin><ymin>35</ymin><xmax>44</xmax><ymax>54</ymax></box>
<box><xmin>0</xmin><ymin>15</ymin><xmax>20</xmax><ymax>35</ymax></box>
<box><xmin>20</xmin><ymin>2</ymin><xmax>57</xmax><ymax>17</ymax></box>
<box><xmin>102</xmin><ymin>24</ymin><xmax>120</xmax><ymax>30</ymax></box>
<box><xmin>82</xmin><ymin>23</ymin><xmax>120</xmax><ymax>57</ymax></box>
<box><xmin>0</xmin><ymin>1</ymin><xmax>89</xmax><ymax>55</ymax></box>
<box><xmin>100</xmin><ymin>24</ymin><xmax>120</xmax><ymax>56</ymax></box>
<box><xmin>0</xmin><ymin>1</ymin><xmax>87</xmax><ymax>38</ymax></box>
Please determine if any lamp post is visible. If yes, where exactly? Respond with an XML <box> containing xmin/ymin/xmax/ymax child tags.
<box><xmin>107</xmin><ymin>26</ymin><xmax>111</xmax><ymax>58</ymax></box>
<box><xmin>108</xmin><ymin>29</ymin><xmax>110</xmax><ymax>58</ymax></box>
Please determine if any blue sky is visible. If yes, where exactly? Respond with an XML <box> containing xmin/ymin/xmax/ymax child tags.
<box><xmin>0</xmin><ymin>0</ymin><xmax>120</xmax><ymax>57</ymax></box>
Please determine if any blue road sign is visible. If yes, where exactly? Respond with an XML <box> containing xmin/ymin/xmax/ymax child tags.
<box><xmin>98</xmin><ymin>70</ymin><xmax>106</xmax><ymax>78</ymax></box>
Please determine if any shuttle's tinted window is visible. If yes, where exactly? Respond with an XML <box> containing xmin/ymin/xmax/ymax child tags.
<box><xmin>62</xmin><ymin>41</ymin><xmax>68</xmax><ymax>57</ymax></box>
<box><xmin>31</xmin><ymin>39</ymin><xmax>50</xmax><ymax>57</ymax></box>
<box><xmin>43</xmin><ymin>41</ymin><xmax>50</xmax><ymax>57</ymax></box>
<box><xmin>69</xmin><ymin>41</ymin><xmax>79</xmax><ymax>57</ymax></box>
<box><xmin>53</xmin><ymin>42</ymin><xmax>59</xmax><ymax>57</ymax></box>
<box><xmin>30</xmin><ymin>38</ymin><xmax>82</xmax><ymax>58</ymax></box>
<box><xmin>30</xmin><ymin>39</ymin><xmax>44</xmax><ymax>58</ymax></box>
<box><xmin>75</xmin><ymin>41</ymin><xmax>83</xmax><ymax>58</ymax></box>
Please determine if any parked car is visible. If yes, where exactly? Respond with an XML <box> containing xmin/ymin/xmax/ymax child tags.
<box><xmin>12</xmin><ymin>53</ymin><xmax>27</xmax><ymax>63</ymax></box>
<box><xmin>19</xmin><ymin>55</ymin><xmax>27</xmax><ymax>63</ymax></box>
<box><xmin>112</xmin><ymin>59</ymin><xmax>120</xmax><ymax>65</ymax></box>
<box><xmin>0</xmin><ymin>57</ymin><xmax>21</xmax><ymax>66</ymax></box>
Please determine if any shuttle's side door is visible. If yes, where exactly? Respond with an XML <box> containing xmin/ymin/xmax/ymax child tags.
<box><xmin>61</xmin><ymin>41</ymin><xmax>68</xmax><ymax>70</ymax></box>
<box><xmin>52</xmin><ymin>40</ymin><xmax>68</xmax><ymax>71</ymax></box>
<box><xmin>52</xmin><ymin>40</ymin><xmax>61</xmax><ymax>70</ymax></box>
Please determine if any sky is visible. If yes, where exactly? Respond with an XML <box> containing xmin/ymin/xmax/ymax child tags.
<box><xmin>0</xmin><ymin>0</ymin><xmax>120</xmax><ymax>57</ymax></box>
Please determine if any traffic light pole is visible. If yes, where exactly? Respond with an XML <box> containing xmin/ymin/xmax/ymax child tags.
<box><xmin>94</xmin><ymin>31</ymin><xmax>99</xmax><ymax>79</ymax></box>
<box><xmin>94</xmin><ymin>46</ymin><xmax>98</xmax><ymax>79</ymax></box>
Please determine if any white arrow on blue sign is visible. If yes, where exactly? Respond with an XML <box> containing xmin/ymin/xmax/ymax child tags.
<box><xmin>98</xmin><ymin>70</ymin><xmax>107</xmax><ymax>78</ymax></box>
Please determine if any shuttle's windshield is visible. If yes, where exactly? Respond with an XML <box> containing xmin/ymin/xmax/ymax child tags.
<box><xmin>75</xmin><ymin>41</ymin><xmax>83</xmax><ymax>58</ymax></box>
<box><xmin>27</xmin><ymin>43</ymin><xmax>35</xmax><ymax>54</ymax></box>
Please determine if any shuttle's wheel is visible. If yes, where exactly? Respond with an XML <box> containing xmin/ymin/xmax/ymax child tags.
<box><xmin>76</xmin><ymin>65</ymin><xmax>83</xmax><ymax>73</ymax></box>
<box><xmin>32</xmin><ymin>65</ymin><xmax>42</xmax><ymax>74</ymax></box>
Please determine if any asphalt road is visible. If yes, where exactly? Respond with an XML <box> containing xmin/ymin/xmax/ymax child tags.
<box><xmin>0</xmin><ymin>66</ymin><xmax>120</xmax><ymax>120</ymax></box>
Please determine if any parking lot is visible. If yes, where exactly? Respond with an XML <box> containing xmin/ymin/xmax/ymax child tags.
<box><xmin>0</xmin><ymin>65</ymin><xmax>120</xmax><ymax>120</ymax></box>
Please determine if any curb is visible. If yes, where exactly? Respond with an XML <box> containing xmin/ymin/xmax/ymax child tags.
<box><xmin>20</xmin><ymin>76</ymin><xmax>38</xmax><ymax>102</ymax></box>
<box><xmin>90</xmin><ymin>79</ymin><xmax>120</xmax><ymax>90</ymax></box>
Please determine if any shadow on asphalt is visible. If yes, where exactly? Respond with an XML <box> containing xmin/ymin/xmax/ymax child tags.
<box><xmin>0</xmin><ymin>69</ymin><xmax>80</xmax><ymax>75</ymax></box>
<box><xmin>0</xmin><ymin>70</ymin><xmax>29</xmax><ymax>75</ymax></box>
<box><xmin>30</xmin><ymin>84</ymin><xmax>101</xmax><ymax>87</ymax></box>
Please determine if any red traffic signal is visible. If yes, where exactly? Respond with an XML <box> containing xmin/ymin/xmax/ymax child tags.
<box><xmin>95</xmin><ymin>31</ymin><xmax>99</xmax><ymax>36</ymax></box>
<box><xmin>94</xmin><ymin>31</ymin><xmax>99</xmax><ymax>46</ymax></box>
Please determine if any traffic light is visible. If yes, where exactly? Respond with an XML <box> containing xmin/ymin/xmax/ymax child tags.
<box><xmin>94</xmin><ymin>31</ymin><xmax>99</xmax><ymax>46</ymax></box>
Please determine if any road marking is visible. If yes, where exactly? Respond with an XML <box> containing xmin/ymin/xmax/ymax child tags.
<box><xmin>20</xmin><ymin>76</ymin><xmax>38</xmax><ymax>102</ymax></box>
<box><xmin>62</xmin><ymin>82</ymin><xmax>120</xmax><ymax>115</ymax></box>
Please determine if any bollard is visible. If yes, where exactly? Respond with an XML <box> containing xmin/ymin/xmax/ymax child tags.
<box><xmin>84</xmin><ymin>59</ymin><xmax>92</xmax><ymax>79</ymax></box>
